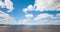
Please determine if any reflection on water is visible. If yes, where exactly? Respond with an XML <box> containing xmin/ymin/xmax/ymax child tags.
<box><xmin>0</xmin><ymin>25</ymin><xmax>60</xmax><ymax>32</ymax></box>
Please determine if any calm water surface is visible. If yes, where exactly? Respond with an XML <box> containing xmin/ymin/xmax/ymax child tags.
<box><xmin>0</xmin><ymin>25</ymin><xmax>60</xmax><ymax>32</ymax></box>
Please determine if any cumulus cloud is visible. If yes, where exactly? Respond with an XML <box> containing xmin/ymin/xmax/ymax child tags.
<box><xmin>18</xmin><ymin>18</ymin><xmax>60</xmax><ymax>25</ymax></box>
<box><xmin>33</xmin><ymin>13</ymin><xmax>60</xmax><ymax>25</ymax></box>
<box><xmin>25</xmin><ymin>14</ymin><xmax>33</xmax><ymax>19</ymax></box>
<box><xmin>23</xmin><ymin>0</ymin><xmax>60</xmax><ymax>13</ymax></box>
<box><xmin>23</xmin><ymin>5</ymin><xmax>34</xmax><ymax>13</ymax></box>
<box><xmin>34</xmin><ymin>13</ymin><xmax>53</xmax><ymax>21</ymax></box>
<box><xmin>5</xmin><ymin>0</ymin><xmax>14</xmax><ymax>12</ymax></box>
<box><xmin>18</xmin><ymin>13</ymin><xmax>60</xmax><ymax>25</ymax></box>
<box><xmin>34</xmin><ymin>0</ymin><xmax>60</xmax><ymax>11</ymax></box>
<box><xmin>27</xmin><ymin>5</ymin><xmax>34</xmax><ymax>11</ymax></box>
<box><xmin>23</xmin><ymin>8</ymin><xmax>29</xmax><ymax>13</ymax></box>
<box><xmin>0</xmin><ymin>11</ymin><xmax>17</xmax><ymax>25</ymax></box>
<box><xmin>0</xmin><ymin>0</ymin><xmax>14</xmax><ymax>12</ymax></box>
<box><xmin>0</xmin><ymin>0</ymin><xmax>16</xmax><ymax>25</ymax></box>
<box><xmin>0</xmin><ymin>0</ymin><xmax>5</xmax><ymax>8</ymax></box>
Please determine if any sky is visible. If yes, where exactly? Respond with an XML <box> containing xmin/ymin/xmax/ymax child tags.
<box><xmin>0</xmin><ymin>0</ymin><xmax>60</xmax><ymax>25</ymax></box>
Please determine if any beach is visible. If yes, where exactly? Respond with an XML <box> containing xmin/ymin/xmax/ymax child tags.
<box><xmin>0</xmin><ymin>25</ymin><xmax>60</xmax><ymax>32</ymax></box>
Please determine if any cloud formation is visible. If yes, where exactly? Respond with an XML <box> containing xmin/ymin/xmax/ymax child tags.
<box><xmin>18</xmin><ymin>13</ymin><xmax>60</xmax><ymax>25</ymax></box>
<box><xmin>23</xmin><ymin>5</ymin><xmax>34</xmax><ymax>13</ymax></box>
<box><xmin>34</xmin><ymin>13</ymin><xmax>53</xmax><ymax>21</ymax></box>
<box><xmin>25</xmin><ymin>14</ymin><xmax>33</xmax><ymax>19</ymax></box>
<box><xmin>56</xmin><ymin>13</ymin><xmax>60</xmax><ymax>17</ymax></box>
<box><xmin>34</xmin><ymin>0</ymin><xmax>60</xmax><ymax>10</ymax></box>
<box><xmin>0</xmin><ymin>0</ymin><xmax>14</xmax><ymax>12</ymax></box>
<box><xmin>0</xmin><ymin>0</ymin><xmax>60</xmax><ymax>25</ymax></box>
<box><xmin>23</xmin><ymin>0</ymin><xmax>60</xmax><ymax>13</ymax></box>
<box><xmin>0</xmin><ymin>11</ymin><xmax>17</xmax><ymax>25</ymax></box>
<box><xmin>0</xmin><ymin>0</ymin><xmax>16</xmax><ymax>25</ymax></box>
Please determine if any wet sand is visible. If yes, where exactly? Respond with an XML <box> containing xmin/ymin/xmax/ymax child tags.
<box><xmin>0</xmin><ymin>25</ymin><xmax>60</xmax><ymax>32</ymax></box>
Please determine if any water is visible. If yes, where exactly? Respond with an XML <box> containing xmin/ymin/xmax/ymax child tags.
<box><xmin>0</xmin><ymin>25</ymin><xmax>60</xmax><ymax>32</ymax></box>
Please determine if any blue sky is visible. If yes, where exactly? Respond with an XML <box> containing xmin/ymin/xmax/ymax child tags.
<box><xmin>0</xmin><ymin>0</ymin><xmax>60</xmax><ymax>19</ymax></box>
<box><xmin>8</xmin><ymin>0</ymin><xmax>35</xmax><ymax>20</ymax></box>
<box><xmin>9</xmin><ymin>0</ymin><xmax>60</xmax><ymax>20</ymax></box>
<box><xmin>0</xmin><ymin>0</ymin><xmax>60</xmax><ymax>25</ymax></box>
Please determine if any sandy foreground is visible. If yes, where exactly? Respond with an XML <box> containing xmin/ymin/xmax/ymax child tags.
<box><xmin>0</xmin><ymin>25</ymin><xmax>60</xmax><ymax>32</ymax></box>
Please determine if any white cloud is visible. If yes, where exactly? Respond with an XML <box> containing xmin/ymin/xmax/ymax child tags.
<box><xmin>18</xmin><ymin>19</ymin><xmax>33</xmax><ymax>25</ymax></box>
<box><xmin>23</xmin><ymin>5</ymin><xmax>34</xmax><ymax>13</ymax></box>
<box><xmin>22</xmin><ymin>0</ymin><xmax>60</xmax><ymax>25</ymax></box>
<box><xmin>23</xmin><ymin>0</ymin><xmax>60</xmax><ymax>13</ymax></box>
<box><xmin>0</xmin><ymin>0</ymin><xmax>5</xmax><ymax>8</ymax></box>
<box><xmin>33</xmin><ymin>13</ymin><xmax>60</xmax><ymax>25</ymax></box>
<box><xmin>27</xmin><ymin>5</ymin><xmax>34</xmax><ymax>11</ymax></box>
<box><xmin>18</xmin><ymin>13</ymin><xmax>60</xmax><ymax>25</ymax></box>
<box><xmin>0</xmin><ymin>0</ymin><xmax>14</xmax><ymax>12</ymax></box>
<box><xmin>5</xmin><ymin>0</ymin><xmax>14</xmax><ymax>12</ymax></box>
<box><xmin>18</xmin><ymin>14</ymin><xmax>34</xmax><ymax>25</ymax></box>
<box><xmin>56</xmin><ymin>13</ymin><xmax>60</xmax><ymax>17</ymax></box>
<box><xmin>25</xmin><ymin>14</ymin><xmax>33</xmax><ymax>19</ymax></box>
<box><xmin>34</xmin><ymin>0</ymin><xmax>60</xmax><ymax>11</ymax></box>
<box><xmin>48</xmin><ymin>20</ymin><xmax>60</xmax><ymax>25</ymax></box>
<box><xmin>23</xmin><ymin>8</ymin><xmax>28</xmax><ymax>13</ymax></box>
<box><xmin>18</xmin><ymin>18</ymin><xmax>60</xmax><ymax>25</ymax></box>
<box><xmin>0</xmin><ymin>11</ymin><xmax>17</xmax><ymax>25</ymax></box>
<box><xmin>37</xmin><ymin>20</ymin><xmax>60</xmax><ymax>25</ymax></box>
<box><xmin>0</xmin><ymin>0</ymin><xmax>15</xmax><ymax>25</ymax></box>
<box><xmin>34</xmin><ymin>13</ymin><xmax>53</xmax><ymax>21</ymax></box>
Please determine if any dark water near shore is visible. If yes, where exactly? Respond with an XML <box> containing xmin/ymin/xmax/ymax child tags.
<box><xmin>0</xmin><ymin>25</ymin><xmax>60</xmax><ymax>32</ymax></box>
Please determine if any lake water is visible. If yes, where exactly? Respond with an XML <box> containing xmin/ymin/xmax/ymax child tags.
<box><xmin>0</xmin><ymin>25</ymin><xmax>60</xmax><ymax>32</ymax></box>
